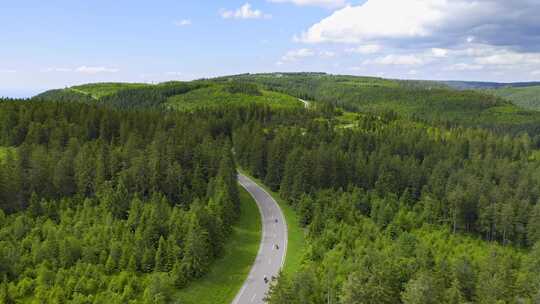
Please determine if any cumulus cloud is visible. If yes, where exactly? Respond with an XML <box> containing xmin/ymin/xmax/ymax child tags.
<box><xmin>267</xmin><ymin>0</ymin><xmax>347</xmax><ymax>8</ymax></box>
<box><xmin>298</xmin><ymin>1</ymin><xmax>445</xmax><ymax>43</ymax></box>
<box><xmin>445</xmin><ymin>63</ymin><xmax>484</xmax><ymax>71</ymax></box>
<box><xmin>319</xmin><ymin>50</ymin><xmax>336</xmax><ymax>58</ymax></box>
<box><xmin>42</xmin><ymin>67</ymin><xmax>72</xmax><ymax>72</ymax></box>
<box><xmin>174</xmin><ymin>19</ymin><xmax>192</xmax><ymax>27</ymax></box>
<box><xmin>76</xmin><ymin>66</ymin><xmax>119</xmax><ymax>74</ymax></box>
<box><xmin>281</xmin><ymin>48</ymin><xmax>315</xmax><ymax>61</ymax></box>
<box><xmin>292</xmin><ymin>0</ymin><xmax>540</xmax><ymax>79</ymax></box>
<box><xmin>297</xmin><ymin>0</ymin><xmax>540</xmax><ymax>50</ymax></box>
<box><xmin>346</xmin><ymin>44</ymin><xmax>382</xmax><ymax>54</ymax></box>
<box><xmin>474</xmin><ymin>51</ymin><xmax>540</xmax><ymax>66</ymax></box>
<box><xmin>363</xmin><ymin>54</ymin><xmax>424</xmax><ymax>66</ymax></box>
<box><xmin>221</xmin><ymin>3</ymin><xmax>271</xmax><ymax>19</ymax></box>
<box><xmin>431</xmin><ymin>48</ymin><xmax>448</xmax><ymax>58</ymax></box>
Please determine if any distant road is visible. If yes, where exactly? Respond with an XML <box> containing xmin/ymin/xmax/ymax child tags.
<box><xmin>299</xmin><ymin>98</ymin><xmax>310</xmax><ymax>108</ymax></box>
<box><xmin>233</xmin><ymin>173</ymin><xmax>287</xmax><ymax>304</ymax></box>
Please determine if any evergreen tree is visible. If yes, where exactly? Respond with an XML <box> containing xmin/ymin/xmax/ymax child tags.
<box><xmin>154</xmin><ymin>237</ymin><xmax>168</xmax><ymax>272</ymax></box>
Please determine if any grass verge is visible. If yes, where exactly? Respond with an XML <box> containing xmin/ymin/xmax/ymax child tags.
<box><xmin>238</xmin><ymin>169</ymin><xmax>305</xmax><ymax>275</ymax></box>
<box><xmin>174</xmin><ymin>186</ymin><xmax>261</xmax><ymax>304</ymax></box>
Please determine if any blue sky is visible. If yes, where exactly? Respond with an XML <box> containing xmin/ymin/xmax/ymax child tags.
<box><xmin>2</xmin><ymin>0</ymin><xmax>540</xmax><ymax>97</ymax></box>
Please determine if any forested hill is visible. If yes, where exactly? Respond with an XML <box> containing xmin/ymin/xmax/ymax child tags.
<box><xmin>485</xmin><ymin>85</ymin><xmax>540</xmax><ymax>111</ymax></box>
<box><xmin>32</xmin><ymin>74</ymin><xmax>540</xmax><ymax>137</ymax></box>
<box><xmin>438</xmin><ymin>81</ymin><xmax>540</xmax><ymax>112</ymax></box>
<box><xmin>33</xmin><ymin>80</ymin><xmax>303</xmax><ymax>110</ymax></box>
<box><xmin>234</xmin><ymin>104</ymin><xmax>540</xmax><ymax>304</ymax></box>
<box><xmin>219</xmin><ymin>73</ymin><xmax>540</xmax><ymax>136</ymax></box>
<box><xmin>442</xmin><ymin>80</ymin><xmax>540</xmax><ymax>90</ymax></box>
<box><xmin>1</xmin><ymin>71</ymin><xmax>540</xmax><ymax>303</ymax></box>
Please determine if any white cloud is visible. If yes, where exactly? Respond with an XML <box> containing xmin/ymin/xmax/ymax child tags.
<box><xmin>281</xmin><ymin>48</ymin><xmax>315</xmax><ymax>61</ymax></box>
<box><xmin>346</xmin><ymin>44</ymin><xmax>382</xmax><ymax>54</ymax></box>
<box><xmin>267</xmin><ymin>0</ymin><xmax>347</xmax><ymax>8</ymax></box>
<box><xmin>363</xmin><ymin>54</ymin><xmax>424</xmax><ymax>66</ymax></box>
<box><xmin>298</xmin><ymin>1</ymin><xmax>447</xmax><ymax>43</ymax></box>
<box><xmin>296</xmin><ymin>0</ymin><xmax>540</xmax><ymax>48</ymax></box>
<box><xmin>42</xmin><ymin>67</ymin><xmax>72</xmax><ymax>72</ymax></box>
<box><xmin>446</xmin><ymin>63</ymin><xmax>484</xmax><ymax>71</ymax></box>
<box><xmin>221</xmin><ymin>3</ymin><xmax>271</xmax><ymax>20</ymax></box>
<box><xmin>319</xmin><ymin>50</ymin><xmax>336</xmax><ymax>58</ymax></box>
<box><xmin>0</xmin><ymin>69</ymin><xmax>16</xmax><ymax>73</ymax></box>
<box><xmin>532</xmin><ymin>70</ymin><xmax>540</xmax><ymax>76</ymax></box>
<box><xmin>174</xmin><ymin>19</ymin><xmax>192</xmax><ymax>27</ymax></box>
<box><xmin>474</xmin><ymin>51</ymin><xmax>540</xmax><ymax>66</ymax></box>
<box><xmin>431</xmin><ymin>48</ymin><xmax>448</xmax><ymax>58</ymax></box>
<box><xmin>76</xmin><ymin>66</ymin><xmax>119</xmax><ymax>74</ymax></box>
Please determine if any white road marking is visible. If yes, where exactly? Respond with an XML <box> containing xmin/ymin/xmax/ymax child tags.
<box><xmin>251</xmin><ymin>294</ymin><xmax>257</xmax><ymax>302</ymax></box>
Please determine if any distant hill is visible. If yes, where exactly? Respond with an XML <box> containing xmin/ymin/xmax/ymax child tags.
<box><xmin>166</xmin><ymin>82</ymin><xmax>302</xmax><ymax>111</ymax></box>
<box><xmin>438</xmin><ymin>80</ymin><xmax>540</xmax><ymax>111</ymax></box>
<box><xmin>486</xmin><ymin>86</ymin><xmax>540</xmax><ymax>111</ymax></box>
<box><xmin>442</xmin><ymin>80</ymin><xmax>540</xmax><ymax>90</ymax></box>
<box><xmin>71</xmin><ymin>82</ymin><xmax>151</xmax><ymax>99</ymax></box>
<box><xmin>33</xmin><ymin>80</ymin><xmax>303</xmax><ymax>110</ymax></box>
<box><xmin>32</xmin><ymin>73</ymin><xmax>540</xmax><ymax>135</ymax></box>
<box><xmin>225</xmin><ymin>73</ymin><xmax>540</xmax><ymax>135</ymax></box>
<box><xmin>33</xmin><ymin>88</ymin><xmax>96</xmax><ymax>103</ymax></box>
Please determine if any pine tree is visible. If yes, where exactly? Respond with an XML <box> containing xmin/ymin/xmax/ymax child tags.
<box><xmin>141</xmin><ymin>247</ymin><xmax>155</xmax><ymax>273</ymax></box>
<box><xmin>155</xmin><ymin>236</ymin><xmax>168</xmax><ymax>272</ymax></box>
<box><xmin>0</xmin><ymin>276</ymin><xmax>14</xmax><ymax>304</ymax></box>
<box><xmin>128</xmin><ymin>254</ymin><xmax>138</xmax><ymax>272</ymax></box>
<box><xmin>528</xmin><ymin>203</ymin><xmax>540</xmax><ymax>246</ymax></box>
<box><xmin>181</xmin><ymin>213</ymin><xmax>210</xmax><ymax>279</ymax></box>
<box><xmin>171</xmin><ymin>261</ymin><xmax>187</xmax><ymax>288</ymax></box>
<box><xmin>105</xmin><ymin>254</ymin><xmax>116</xmax><ymax>274</ymax></box>
<box><xmin>401</xmin><ymin>272</ymin><xmax>442</xmax><ymax>304</ymax></box>
<box><xmin>28</xmin><ymin>192</ymin><xmax>42</xmax><ymax>217</ymax></box>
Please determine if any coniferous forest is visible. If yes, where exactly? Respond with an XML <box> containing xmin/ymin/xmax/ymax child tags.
<box><xmin>1</xmin><ymin>74</ymin><xmax>540</xmax><ymax>303</ymax></box>
<box><xmin>234</xmin><ymin>111</ymin><xmax>540</xmax><ymax>303</ymax></box>
<box><xmin>0</xmin><ymin>98</ymin><xmax>307</xmax><ymax>303</ymax></box>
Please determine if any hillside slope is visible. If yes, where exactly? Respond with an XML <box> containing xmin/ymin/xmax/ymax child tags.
<box><xmin>486</xmin><ymin>86</ymin><xmax>540</xmax><ymax>111</ymax></box>
<box><xmin>226</xmin><ymin>73</ymin><xmax>540</xmax><ymax>135</ymax></box>
<box><xmin>33</xmin><ymin>81</ymin><xmax>303</xmax><ymax>110</ymax></box>
<box><xmin>32</xmin><ymin>73</ymin><xmax>540</xmax><ymax>136</ymax></box>
<box><xmin>166</xmin><ymin>83</ymin><xmax>302</xmax><ymax>110</ymax></box>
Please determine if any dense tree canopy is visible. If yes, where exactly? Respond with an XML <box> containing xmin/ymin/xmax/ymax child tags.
<box><xmin>235</xmin><ymin>109</ymin><xmax>540</xmax><ymax>303</ymax></box>
<box><xmin>0</xmin><ymin>99</ymin><xmax>311</xmax><ymax>302</ymax></box>
<box><xmin>3</xmin><ymin>71</ymin><xmax>540</xmax><ymax>303</ymax></box>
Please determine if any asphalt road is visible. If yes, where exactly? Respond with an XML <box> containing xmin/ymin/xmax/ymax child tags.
<box><xmin>299</xmin><ymin>98</ymin><xmax>310</xmax><ymax>108</ymax></box>
<box><xmin>233</xmin><ymin>173</ymin><xmax>287</xmax><ymax>304</ymax></box>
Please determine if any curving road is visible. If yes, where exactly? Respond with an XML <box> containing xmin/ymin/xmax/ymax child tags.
<box><xmin>299</xmin><ymin>98</ymin><xmax>310</xmax><ymax>108</ymax></box>
<box><xmin>233</xmin><ymin>173</ymin><xmax>287</xmax><ymax>304</ymax></box>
